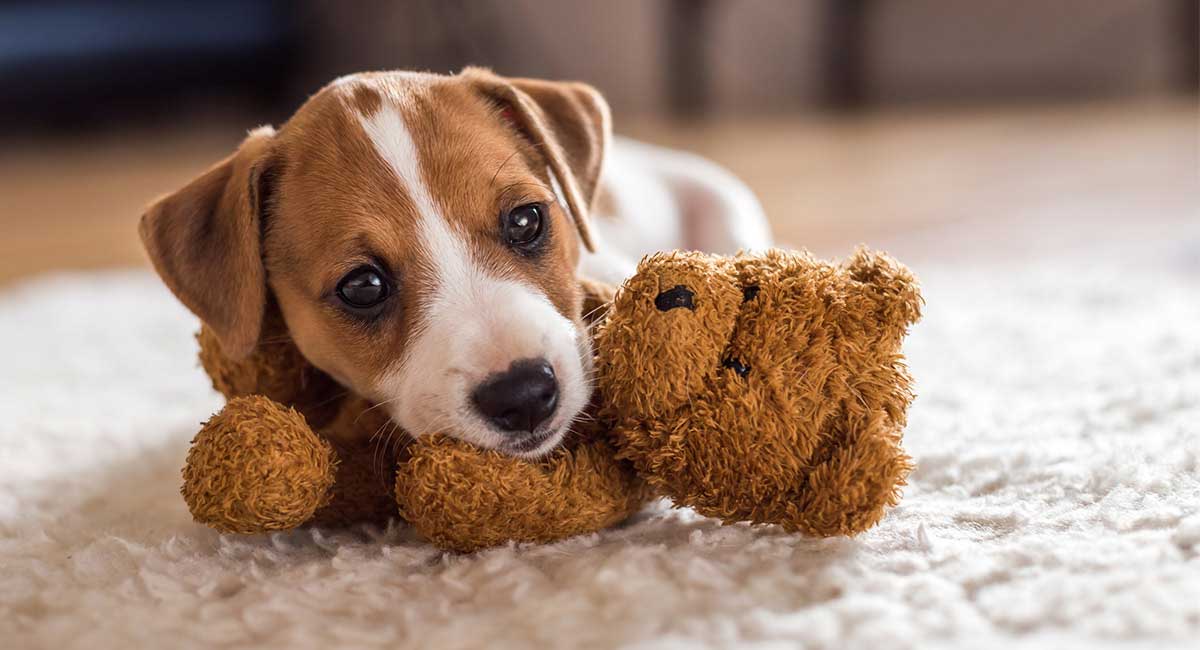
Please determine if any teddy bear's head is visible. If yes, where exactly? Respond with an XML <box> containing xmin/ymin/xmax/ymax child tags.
<box><xmin>593</xmin><ymin>248</ymin><xmax>921</xmax><ymax>535</ymax></box>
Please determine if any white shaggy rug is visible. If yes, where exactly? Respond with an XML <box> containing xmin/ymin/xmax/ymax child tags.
<box><xmin>2</xmin><ymin>237</ymin><xmax>1198</xmax><ymax>649</ymax></box>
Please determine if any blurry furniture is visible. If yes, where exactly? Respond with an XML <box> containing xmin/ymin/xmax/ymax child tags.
<box><xmin>0</xmin><ymin>1</ymin><xmax>299</xmax><ymax>128</ymax></box>
<box><xmin>0</xmin><ymin>1</ymin><xmax>1193</xmax><ymax>128</ymax></box>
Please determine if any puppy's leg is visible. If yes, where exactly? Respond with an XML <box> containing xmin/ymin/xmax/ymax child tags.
<box><xmin>670</xmin><ymin>159</ymin><xmax>770</xmax><ymax>254</ymax></box>
<box><xmin>621</xmin><ymin>140</ymin><xmax>772</xmax><ymax>254</ymax></box>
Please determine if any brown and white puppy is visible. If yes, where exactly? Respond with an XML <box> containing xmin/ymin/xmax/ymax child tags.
<box><xmin>140</xmin><ymin>68</ymin><xmax>771</xmax><ymax>458</ymax></box>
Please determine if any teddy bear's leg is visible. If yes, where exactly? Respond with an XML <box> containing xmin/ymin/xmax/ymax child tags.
<box><xmin>786</xmin><ymin>411</ymin><xmax>913</xmax><ymax>537</ymax></box>
<box><xmin>182</xmin><ymin>396</ymin><xmax>337</xmax><ymax>534</ymax></box>
<box><xmin>395</xmin><ymin>426</ymin><xmax>653</xmax><ymax>553</ymax></box>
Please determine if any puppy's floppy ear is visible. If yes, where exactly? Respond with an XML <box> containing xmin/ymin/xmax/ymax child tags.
<box><xmin>139</xmin><ymin>126</ymin><xmax>277</xmax><ymax>359</ymax></box>
<box><xmin>462</xmin><ymin>66</ymin><xmax>611</xmax><ymax>252</ymax></box>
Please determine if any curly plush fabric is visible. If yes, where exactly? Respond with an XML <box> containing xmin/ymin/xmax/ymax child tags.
<box><xmin>396</xmin><ymin>428</ymin><xmax>652</xmax><ymax>552</ymax></box>
<box><xmin>182</xmin><ymin>396</ymin><xmax>336</xmax><ymax>533</ymax></box>
<box><xmin>596</xmin><ymin>248</ymin><xmax>920</xmax><ymax>536</ymax></box>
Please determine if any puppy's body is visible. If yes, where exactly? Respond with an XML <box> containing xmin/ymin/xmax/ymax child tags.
<box><xmin>141</xmin><ymin>69</ymin><xmax>771</xmax><ymax>458</ymax></box>
<box><xmin>584</xmin><ymin>137</ymin><xmax>770</xmax><ymax>285</ymax></box>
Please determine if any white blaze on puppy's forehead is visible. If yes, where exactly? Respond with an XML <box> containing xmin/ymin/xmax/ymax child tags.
<box><xmin>354</xmin><ymin>90</ymin><xmax>476</xmax><ymax>302</ymax></box>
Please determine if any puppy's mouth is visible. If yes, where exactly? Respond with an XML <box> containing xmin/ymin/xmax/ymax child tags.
<box><xmin>501</xmin><ymin>428</ymin><xmax>561</xmax><ymax>457</ymax></box>
<box><xmin>384</xmin><ymin>306</ymin><xmax>593</xmax><ymax>459</ymax></box>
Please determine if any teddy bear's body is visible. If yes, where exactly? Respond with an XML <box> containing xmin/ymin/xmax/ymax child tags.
<box><xmin>182</xmin><ymin>249</ymin><xmax>921</xmax><ymax>551</ymax></box>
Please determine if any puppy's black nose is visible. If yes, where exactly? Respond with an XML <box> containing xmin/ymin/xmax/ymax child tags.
<box><xmin>471</xmin><ymin>358</ymin><xmax>559</xmax><ymax>434</ymax></box>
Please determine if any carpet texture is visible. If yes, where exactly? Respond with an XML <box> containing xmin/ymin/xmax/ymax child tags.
<box><xmin>2</xmin><ymin>244</ymin><xmax>1198</xmax><ymax>649</ymax></box>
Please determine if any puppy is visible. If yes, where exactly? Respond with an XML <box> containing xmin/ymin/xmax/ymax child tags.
<box><xmin>140</xmin><ymin>68</ymin><xmax>771</xmax><ymax>458</ymax></box>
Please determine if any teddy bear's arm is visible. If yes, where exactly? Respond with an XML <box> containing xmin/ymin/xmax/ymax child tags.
<box><xmin>182</xmin><ymin>395</ymin><xmax>338</xmax><ymax>534</ymax></box>
<box><xmin>394</xmin><ymin>424</ymin><xmax>652</xmax><ymax>553</ymax></box>
<box><xmin>785</xmin><ymin>412</ymin><xmax>913</xmax><ymax>537</ymax></box>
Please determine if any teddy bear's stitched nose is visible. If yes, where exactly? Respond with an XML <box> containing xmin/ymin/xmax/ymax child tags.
<box><xmin>655</xmin><ymin>285</ymin><xmax>695</xmax><ymax>311</ymax></box>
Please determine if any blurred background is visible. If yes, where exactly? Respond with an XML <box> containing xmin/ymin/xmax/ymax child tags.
<box><xmin>0</xmin><ymin>0</ymin><xmax>1196</xmax><ymax>286</ymax></box>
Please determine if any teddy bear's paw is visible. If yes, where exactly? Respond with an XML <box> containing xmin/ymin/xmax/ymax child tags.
<box><xmin>620</xmin><ymin>412</ymin><xmax>911</xmax><ymax>536</ymax></box>
<box><xmin>182</xmin><ymin>396</ymin><xmax>337</xmax><ymax>534</ymax></box>
<box><xmin>395</xmin><ymin>434</ymin><xmax>652</xmax><ymax>552</ymax></box>
<box><xmin>594</xmin><ymin>251</ymin><xmax>743</xmax><ymax>415</ymax></box>
<box><xmin>784</xmin><ymin>418</ymin><xmax>912</xmax><ymax>537</ymax></box>
<box><xmin>614</xmin><ymin>407</ymin><xmax>822</xmax><ymax>525</ymax></box>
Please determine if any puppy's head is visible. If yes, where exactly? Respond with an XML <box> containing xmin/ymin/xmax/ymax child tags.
<box><xmin>140</xmin><ymin>68</ymin><xmax>611</xmax><ymax>458</ymax></box>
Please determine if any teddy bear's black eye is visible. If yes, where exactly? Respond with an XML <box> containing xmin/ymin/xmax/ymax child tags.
<box><xmin>722</xmin><ymin>356</ymin><xmax>751</xmax><ymax>377</ymax></box>
<box><xmin>742</xmin><ymin>285</ymin><xmax>760</xmax><ymax>302</ymax></box>
<box><xmin>655</xmin><ymin>285</ymin><xmax>695</xmax><ymax>311</ymax></box>
<box><xmin>336</xmin><ymin>266</ymin><xmax>389</xmax><ymax>309</ymax></box>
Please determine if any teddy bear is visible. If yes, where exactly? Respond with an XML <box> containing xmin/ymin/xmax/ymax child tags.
<box><xmin>181</xmin><ymin>248</ymin><xmax>921</xmax><ymax>551</ymax></box>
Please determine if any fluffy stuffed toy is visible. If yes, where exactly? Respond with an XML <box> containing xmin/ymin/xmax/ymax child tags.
<box><xmin>181</xmin><ymin>248</ymin><xmax>921</xmax><ymax>551</ymax></box>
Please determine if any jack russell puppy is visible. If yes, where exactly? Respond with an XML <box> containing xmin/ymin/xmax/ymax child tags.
<box><xmin>141</xmin><ymin>68</ymin><xmax>771</xmax><ymax>459</ymax></box>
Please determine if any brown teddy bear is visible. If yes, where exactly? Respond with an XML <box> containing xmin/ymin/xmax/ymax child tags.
<box><xmin>181</xmin><ymin>248</ymin><xmax>921</xmax><ymax>551</ymax></box>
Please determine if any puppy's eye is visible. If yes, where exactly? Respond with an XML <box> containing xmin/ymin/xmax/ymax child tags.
<box><xmin>336</xmin><ymin>266</ymin><xmax>389</xmax><ymax>309</ymax></box>
<box><xmin>502</xmin><ymin>203</ymin><xmax>544</xmax><ymax>247</ymax></box>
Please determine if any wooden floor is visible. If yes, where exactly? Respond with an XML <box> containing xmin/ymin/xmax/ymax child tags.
<box><xmin>0</xmin><ymin>98</ymin><xmax>1195</xmax><ymax>287</ymax></box>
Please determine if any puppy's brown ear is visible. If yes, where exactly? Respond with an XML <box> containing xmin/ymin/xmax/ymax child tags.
<box><xmin>463</xmin><ymin>67</ymin><xmax>611</xmax><ymax>252</ymax></box>
<box><xmin>139</xmin><ymin>126</ymin><xmax>277</xmax><ymax>359</ymax></box>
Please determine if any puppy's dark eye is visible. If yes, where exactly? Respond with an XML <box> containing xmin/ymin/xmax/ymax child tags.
<box><xmin>336</xmin><ymin>266</ymin><xmax>389</xmax><ymax>309</ymax></box>
<box><xmin>502</xmin><ymin>203</ymin><xmax>544</xmax><ymax>247</ymax></box>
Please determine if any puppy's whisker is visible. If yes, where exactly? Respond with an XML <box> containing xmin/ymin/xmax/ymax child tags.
<box><xmin>582</xmin><ymin>303</ymin><xmax>611</xmax><ymax>323</ymax></box>
<box><xmin>255</xmin><ymin>335</ymin><xmax>296</xmax><ymax>345</ymax></box>
<box><xmin>380</xmin><ymin>423</ymin><xmax>402</xmax><ymax>479</ymax></box>
<box><xmin>368</xmin><ymin>417</ymin><xmax>391</xmax><ymax>445</ymax></box>
<box><xmin>497</xmin><ymin>181</ymin><xmax>554</xmax><ymax>204</ymax></box>
<box><xmin>354</xmin><ymin>395</ymin><xmax>406</xmax><ymax>426</ymax></box>
<box><xmin>489</xmin><ymin>149</ymin><xmax>524</xmax><ymax>187</ymax></box>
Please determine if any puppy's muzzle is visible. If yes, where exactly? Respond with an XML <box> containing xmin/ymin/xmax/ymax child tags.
<box><xmin>471</xmin><ymin>358</ymin><xmax>560</xmax><ymax>435</ymax></box>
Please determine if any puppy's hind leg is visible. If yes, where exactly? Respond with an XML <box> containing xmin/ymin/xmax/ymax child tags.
<box><xmin>650</xmin><ymin>147</ymin><xmax>773</xmax><ymax>254</ymax></box>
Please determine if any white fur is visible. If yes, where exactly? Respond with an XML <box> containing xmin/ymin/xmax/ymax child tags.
<box><xmin>578</xmin><ymin>136</ymin><xmax>773</xmax><ymax>284</ymax></box>
<box><xmin>358</xmin><ymin>103</ymin><xmax>588</xmax><ymax>457</ymax></box>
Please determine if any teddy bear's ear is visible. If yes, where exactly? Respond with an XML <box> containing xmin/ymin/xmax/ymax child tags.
<box><xmin>842</xmin><ymin>247</ymin><xmax>923</xmax><ymax>340</ymax></box>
